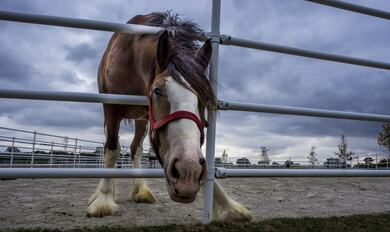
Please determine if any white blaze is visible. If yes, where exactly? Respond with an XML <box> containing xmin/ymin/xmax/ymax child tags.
<box><xmin>165</xmin><ymin>76</ymin><xmax>201</xmax><ymax>151</ymax></box>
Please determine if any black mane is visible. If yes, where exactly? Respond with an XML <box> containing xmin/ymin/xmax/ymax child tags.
<box><xmin>133</xmin><ymin>11</ymin><xmax>217</xmax><ymax>110</ymax></box>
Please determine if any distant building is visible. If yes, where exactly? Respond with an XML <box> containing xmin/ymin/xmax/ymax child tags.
<box><xmin>236</xmin><ymin>157</ymin><xmax>251</xmax><ymax>165</ymax></box>
<box><xmin>258</xmin><ymin>160</ymin><xmax>270</xmax><ymax>166</ymax></box>
<box><xmin>94</xmin><ymin>147</ymin><xmax>103</xmax><ymax>156</ymax></box>
<box><xmin>324</xmin><ymin>157</ymin><xmax>347</xmax><ymax>168</ymax></box>
<box><xmin>215</xmin><ymin>157</ymin><xmax>223</xmax><ymax>167</ymax></box>
<box><xmin>285</xmin><ymin>160</ymin><xmax>294</xmax><ymax>168</ymax></box>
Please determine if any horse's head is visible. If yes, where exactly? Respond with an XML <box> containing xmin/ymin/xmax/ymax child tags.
<box><xmin>148</xmin><ymin>31</ymin><xmax>215</xmax><ymax>203</ymax></box>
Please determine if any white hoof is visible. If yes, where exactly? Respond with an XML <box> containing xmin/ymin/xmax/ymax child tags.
<box><xmin>87</xmin><ymin>178</ymin><xmax>118</xmax><ymax>217</ymax></box>
<box><xmin>87</xmin><ymin>191</ymin><xmax>118</xmax><ymax>217</ymax></box>
<box><xmin>213</xmin><ymin>198</ymin><xmax>252</xmax><ymax>222</ymax></box>
<box><xmin>130</xmin><ymin>183</ymin><xmax>157</xmax><ymax>203</ymax></box>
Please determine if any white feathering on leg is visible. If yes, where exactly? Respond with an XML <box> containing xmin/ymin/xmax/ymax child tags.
<box><xmin>87</xmin><ymin>146</ymin><xmax>120</xmax><ymax>217</ymax></box>
<box><xmin>212</xmin><ymin>180</ymin><xmax>252</xmax><ymax>222</ymax></box>
<box><xmin>130</xmin><ymin>124</ymin><xmax>157</xmax><ymax>203</ymax></box>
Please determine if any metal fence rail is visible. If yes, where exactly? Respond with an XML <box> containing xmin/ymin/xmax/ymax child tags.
<box><xmin>1</xmin><ymin>89</ymin><xmax>389</xmax><ymax>122</ymax></box>
<box><xmin>0</xmin><ymin>10</ymin><xmax>162</xmax><ymax>34</ymax></box>
<box><xmin>220</xmin><ymin>35</ymin><xmax>390</xmax><ymax>70</ymax></box>
<box><xmin>0</xmin><ymin>89</ymin><xmax>148</xmax><ymax>106</ymax></box>
<box><xmin>306</xmin><ymin>0</ymin><xmax>390</xmax><ymax>20</ymax></box>
<box><xmin>1</xmin><ymin>168</ymin><xmax>389</xmax><ymax>179</ymax></box>
<box><xmin>0</xmin><ymin>168</ymin><xmax>165</xmax><ymax>178</ymax></box>
<box><xmin>216</xmin><ymin>168</ymin><xmax>390</xmax><ymax>178</ymax></box>
<box><xmin>218</xmin><ymin>100</ymin><xmax>390</xmax><ymax>122</ymax></box>
<box><xmin>0</xmin><ymin>10</ymin><xmax>388</xmax><ymax>70</ymax></box>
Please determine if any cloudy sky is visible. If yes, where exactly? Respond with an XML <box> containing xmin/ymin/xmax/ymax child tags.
<box><xmin>0</xmin><ymin>0</ymin><xmax>389</xmax><ymax>163</ymax></box>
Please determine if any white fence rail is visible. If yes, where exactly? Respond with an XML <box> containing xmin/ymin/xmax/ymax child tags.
<box><xmin>306</xmin><ymin>0</ymin><xmax>390</xmax><ymax>20</ymax></box>
<box><xmin>0</xmin><ymin>10</ymin><xmax>162</xmax><ymax>34</ymax></box>
<box><xmin>0</xmin><ymin>0</ymin><xmax>390</xmax><ymax>224</ymax></box>
<box><xmin>1</xmin><ymin>89</ymin><xmax>390</xmax><ymax>122</ymax></box>
<box><xmin>215</xmin><ymin>168</ymin><xmax>390</xmax><ymax>178</ymax></box>
<box><xmin>0</xmin><ymin>89</ymin><xmax>148</xmax><ymax>105</ymax></box>
<box><xmin>220</xmin><ymin>35</ymin><xmax>390</xmax><ymax>70</ymax></box>
<box><xmin>2</xmin><ymin>168</ymin><xmax>390</xmax><ymax>179</ymax></box>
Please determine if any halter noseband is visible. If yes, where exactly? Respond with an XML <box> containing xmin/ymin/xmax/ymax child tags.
<box><xmin>148</xmin><ymin>94</ymin><xmax>206</xmax><ymax>152</ymax></box>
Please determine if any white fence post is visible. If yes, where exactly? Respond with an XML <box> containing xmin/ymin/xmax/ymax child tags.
<box><xmin>375</xmin><ymin>154</ymin><xmax>378</xmax><ymax>169</ymax></box>
<box><xmin>100</xmin><ymin>143</ymin><xmax>104</xmax><ymax>166</ymax></box>
<box><xmin>73</xmin><ymin>138</ymin><xmax>78</xmax><ymax>168</ymax></box>
<box><xmin>49</xmin><ymin>142</ymin><xmax>54</xmax><ymax>168</ymax></box>
<box><xmin>78</xmin><ymin>145</ymin><xmax>81</xmax><ymax>165</ymax></box>
<box><xmin>31</xmin><ymin>131</ymin><xmax>37</xmax><ymax>167</ymax></box>
<box><xmin>10</xmin><ymin>137</ymin><xmax>15</xmax><ymax>167</ymax></box>
<box><xmin>121</xmin><ymin>146</ymin><xmax>125</xmax><ymax>167</ymax></box>
<box><xmin>128</xmin><ymin>145</ymin><xmax>132</xmax><ymax>168</ymax></box>
<box><xmin>203</xmin><ymin>0</ymin><xmax>221</xmax><ymax>224</ymax></box>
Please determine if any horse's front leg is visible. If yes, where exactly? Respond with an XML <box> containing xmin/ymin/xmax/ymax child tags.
<box><xmin>212</xmin><ymin>180</ymin><xmax>252</xmax><ymax>222</ymax></box>
<box><xmin>87</xmin><ymin>112</ymin><xmax>121</xmax><ymax>217</ymax></box>
<box><xmin>129</xmin><ymin>120</ymin><xmax>156</xmax><ymax>203</ymax></box>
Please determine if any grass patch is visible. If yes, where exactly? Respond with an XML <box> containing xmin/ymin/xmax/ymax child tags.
<box><xmin>5</xmin><ymin>213</ymin><xmax>390</xmax><ymax>232</ymax></box>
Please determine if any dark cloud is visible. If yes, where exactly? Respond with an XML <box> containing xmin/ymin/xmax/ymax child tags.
<box><xmin>0</xmin><ymin>53</ymin><xmax>37</xmax><ymax>85</ymax></box>
<box><xmin>58</xmin><ymin>71</ymin><xmax>87</xmax><ymax>85</ymax></box>
<box><xmin>0</xmin><ymin>100</ymin><xmax>102</xmax><ymax>128</ymax></box>
<box><xmin>64</xmin><ymin>43</ymin><xmax>100</xmax><ymax>62</ymax></box>
<box><xmin>0</xmin><ymin>1</ymin><xmax>36</xmax><ymax>14</ymax></box>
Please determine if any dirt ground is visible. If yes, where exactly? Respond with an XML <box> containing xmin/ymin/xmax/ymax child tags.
<box><xmin>0</xmin><ymin>177</ymin><xmax>390</xmax><ymax>230</ymax></box>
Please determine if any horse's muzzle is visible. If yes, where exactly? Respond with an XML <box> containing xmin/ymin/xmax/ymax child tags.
<box><xmin>166</xmin><ymin>156</ymin><xmax>207</xmax><ymax>203</ymax></box>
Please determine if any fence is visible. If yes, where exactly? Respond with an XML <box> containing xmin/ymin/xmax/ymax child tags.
<box><xmin>0</xmin><ymin>0</ymin><xmax>390</xmax><ymax>224</ymax></box>
<box><xmin>1</xmin><ymin>125</ymin><xmax>386</xmax><ymax>169</ymax></box>
<box><xmin>0</xmin><ymin>126</ymin><xmax>161</xmax><ymax>168</ymax></box>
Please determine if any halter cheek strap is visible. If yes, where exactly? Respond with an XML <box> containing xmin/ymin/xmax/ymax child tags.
<box><xmin>148</xmin><ymin>95</ymin><xmax>205</xmax><ymax>148</ymax></box>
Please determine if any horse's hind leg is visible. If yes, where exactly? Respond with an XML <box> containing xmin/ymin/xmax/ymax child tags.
<box><xmin>211</xmin><ymin>180</ymin><xmax>252</xmax><ymax>222</ymax></box>
<box><xmin>129</xmin><ymin>120</ymin><xmax>157</xmax><ymax>203</ymax></box>
<box><xmin>87</xmin><ymin>106</ymin><xmax>121</xmax><ymax>217</ymax></box>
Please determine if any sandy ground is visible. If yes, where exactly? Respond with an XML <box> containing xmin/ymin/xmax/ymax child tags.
<box><xmin>0</xmin><ymin>177</ymin><xmax>390</xmax><ymax>230</ymax></box>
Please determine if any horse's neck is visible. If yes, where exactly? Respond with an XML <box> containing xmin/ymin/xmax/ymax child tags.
<box><xmin>132</xmin><ymin>35</ymin><xmax>158</xmax><ymax>95</ymax></box>
<box><xmin>101</xmin><ymin>33</ymin><xmax>156</xmax><ymax>96</ymax></box>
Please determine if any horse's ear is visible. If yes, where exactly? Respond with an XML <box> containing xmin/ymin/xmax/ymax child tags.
<box><xmin>157</xmin><ymin>30</ymin><xmax>172</xmax><ymax>71</ymax></box>
<box><xmin>196</xmin><ymin>39</ymin><xmax>212</xmax><ymax>70</ymax></box>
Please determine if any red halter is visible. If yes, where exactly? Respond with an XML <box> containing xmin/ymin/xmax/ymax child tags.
<box><xmin>148</xmin><ymin>95</ymin><xmax>205</xmax><ymax>147</ymax></box>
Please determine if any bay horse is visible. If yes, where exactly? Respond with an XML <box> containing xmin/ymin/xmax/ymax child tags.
<box><xmin>87</xmin><ymin>11</ymin><xmax>251</xmax><ymax>222</ymax></box>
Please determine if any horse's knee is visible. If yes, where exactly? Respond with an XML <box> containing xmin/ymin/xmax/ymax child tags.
<box><xmin>105</xmin><ymin>135</ymin><xmax>119</xmax><ymax>150</ymax></box>
<box><xmin>104</xmin><ymin>145</ymin><xmax>120</xmax><ymax>168</ymax></box>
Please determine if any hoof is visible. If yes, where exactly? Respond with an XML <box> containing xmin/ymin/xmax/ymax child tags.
<box><xmin>131</xmin><ymin>184</ymin><xmax>157</xmax><ymax>204</ymax></box>
<box><xmin>87</xmin><ymin>192</ymin><xmax>118</xmax><ymax>217</ymax></box>
<box><xmin>213</xmin><ymin>200</ymin><xmax>252</xmax><ymax>223</ymax></box>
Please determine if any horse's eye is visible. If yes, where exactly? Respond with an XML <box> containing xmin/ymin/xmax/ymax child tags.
<box><xmin>153</xmin><ymin>88</ymin><xmax>163</xmax><ymax>97</ymax></box>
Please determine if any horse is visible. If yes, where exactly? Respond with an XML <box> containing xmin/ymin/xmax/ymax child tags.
<box><xmin>87</xmin><ymin>11</ymin><xmax>252</xmax><ymax>222</ymax></box>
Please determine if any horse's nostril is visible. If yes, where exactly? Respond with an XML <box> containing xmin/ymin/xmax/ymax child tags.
<box><xmin>174</xmin><ymin>188</ymin><xmax>179</xmax><ymax>195</ymax></box>
<box><xmin>199</xmin><ymin>157</ymin><xmax>207</xmax><ymax>186</ymax></box>
<box><xmin>199</xmin><ymin>157</ymin><xmax>206</xmax><ymax>166</ymax></box>
<box><xmin>172</xmin><ymin>162</ymin><xmax>179</xmax><ymax>179</ymax></box>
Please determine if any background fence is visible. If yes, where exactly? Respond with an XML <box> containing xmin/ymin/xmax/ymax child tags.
<box><xmin>0</xmin><ymin>0</ymin><xmax>389</xmax><ymax>224</ymax></box>
<box><xmin>1</xmin><ymin>126</ymin><xmax>387</xmax><ymax>169</ymax></box>
<box><xmin>0</xmin><ymin>126</ymin><xmax>161</xmax><ymax>168</ymax></box>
